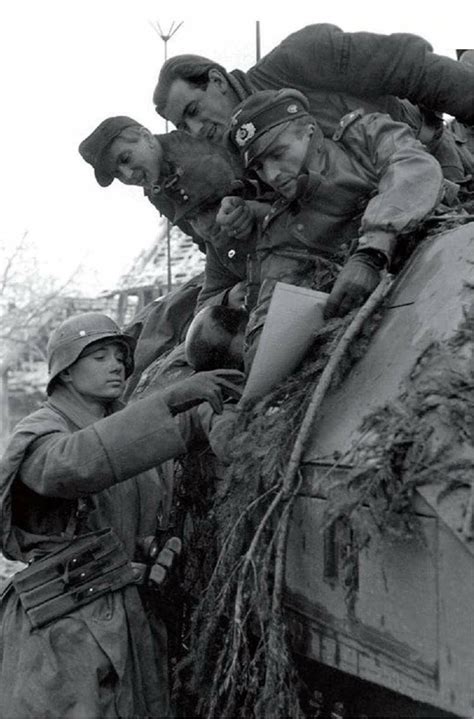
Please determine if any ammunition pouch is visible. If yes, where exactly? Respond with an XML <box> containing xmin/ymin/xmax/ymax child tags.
<box><xmin>12</xmin><ymin>528</ymin><xmax>136</xmax><ymax>629</ymax></box>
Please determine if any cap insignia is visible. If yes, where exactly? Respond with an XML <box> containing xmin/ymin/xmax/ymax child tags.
<box><xmin>230</xmin><ymin>108</ymin><xmax>243</xmax><ymax>127</ymax></box>
<box><xmin>287</xmin><ymin>104</ymin><xmax>298</xmax><ymax>114</ymax></box>
<box><xmin>235</xmin><ymin>122</ymin><xmax>256</xmax><ymax>147</ymax></box>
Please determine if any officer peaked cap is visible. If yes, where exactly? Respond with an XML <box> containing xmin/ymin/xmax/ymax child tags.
<box><xmin>228</xmin><ymin>89</ymin><xmax>310</xmax><ymax>167</ymax></box>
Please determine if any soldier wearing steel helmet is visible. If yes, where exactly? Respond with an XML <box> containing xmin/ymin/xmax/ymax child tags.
<box><xmin>0</xmin><ymin>311</ymin><xmax>243</xmax><ymax>719</ymax></box>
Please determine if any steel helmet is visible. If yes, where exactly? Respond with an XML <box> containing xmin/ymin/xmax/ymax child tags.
<box><xmin>46</xmin><ymin>312</ymin><xmax>136</xmax><ymax>395</ymax></box>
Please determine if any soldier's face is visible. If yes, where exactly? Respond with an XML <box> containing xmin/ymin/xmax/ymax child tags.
<box><xmin>107</xmin><ymin>130</ymin><xmax>163</xmax><ymax>187</ymax></box>
<box><xmin>163</xmin><ymin>75</ymin><xmax>237</xmax><ymax>144</ymax></box>
<box><xmin>251</xmin><ymin>124</ymin><xmax>313</xmax><ymax>199</ymax></box>
<box><xmin>61</xmin><ymin>341</ymin><xmax>126</xmax><ymax>402</ymax></box>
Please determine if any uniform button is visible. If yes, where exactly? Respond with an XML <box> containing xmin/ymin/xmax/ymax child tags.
<box><xmin>297</xmin><ymin>224</ymin><xmax>304</xmax><ymax>231</ymax></box>
<box><xmin>228</xmin><ymin>249</ymin><xmax>236</xmax><ymax>259</ymax></box>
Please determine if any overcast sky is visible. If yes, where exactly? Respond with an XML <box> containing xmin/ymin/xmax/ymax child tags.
<box><xmin>1</xmin><ymin>0</ymin><xmax>472</xmax><ymax>294</ymax></box>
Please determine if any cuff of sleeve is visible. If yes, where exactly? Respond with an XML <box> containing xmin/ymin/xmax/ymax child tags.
<box><xmin>93</xmin><ymin>392</ymin><xmax>186</xmax><ymax>482</ymax></box>
<box><xmin>358</xmin><ymin>231</ymin><xmax>397</xmax><ymax>264</ymax></box>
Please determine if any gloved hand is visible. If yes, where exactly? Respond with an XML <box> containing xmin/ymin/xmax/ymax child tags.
<box><xmin>324</xmin><ymin>250</ymin><xmax>386</xmax><ymax>319</ymax></box>
<box><xmin>216</xmin><ymin>196</ymin><xmax>255</xmax><ymax>239</ymax></box>
<box><xmin>161</xmin><ymin>369</ymin><xmax>245</xmax><ymax>415</ymax></box>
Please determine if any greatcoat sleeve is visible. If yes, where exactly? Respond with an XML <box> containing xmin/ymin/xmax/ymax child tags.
<box><xmin>19</xmin><ymin>393</ymin><xmax>186</xmax><ymax>499</ymax></box>
<box><xmin>250</xmin><ymin>24</ymin><xmax>474</xmax><ymax>123</ymax></box>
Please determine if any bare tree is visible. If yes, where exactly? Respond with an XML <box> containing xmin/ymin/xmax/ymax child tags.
<box><xmin>0</xmin><ymin>233</ymin><xmax>82</xmax><ymax>446</ymax></box>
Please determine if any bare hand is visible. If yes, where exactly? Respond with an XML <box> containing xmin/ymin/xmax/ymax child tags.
<box><xmin>226</xmin><ymin>281</ymin><xmax>247</xmax><ymax>309</ymax></box>
<box><xmin>216</xmin><ymin>196</ymin><xmax>255</xmax><ymax>239</ymax></box>
<box><xmin>162</xmin><ymin>369</ymin><xmax>245</xmax><ymax>415</ymax></box>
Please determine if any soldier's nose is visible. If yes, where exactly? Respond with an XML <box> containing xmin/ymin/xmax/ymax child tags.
<box><xmin>188</xmin><ymin>119</ymin><xmax>204</xmax><ymax>137</ymax></box>
<box><xmin>119</xmin><ymin>165</ymin><xmax>134</xmax><ymax>181</ymax></box>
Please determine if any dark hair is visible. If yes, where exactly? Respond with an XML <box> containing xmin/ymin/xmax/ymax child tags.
<box><xmin>185</xmin><ymin>306</ymin><xmax>248</xmax><ymax>371</ymax></box>
<box><xmin>153</xmin><ymin>54</ymin><xmax>227</xmax><ymax>116</ymax></box>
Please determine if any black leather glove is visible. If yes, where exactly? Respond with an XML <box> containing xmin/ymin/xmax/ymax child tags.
<box><xmin>324</xmin><ymin>249</ymin><xmax>386</xmax><ymax>319</ymax></box>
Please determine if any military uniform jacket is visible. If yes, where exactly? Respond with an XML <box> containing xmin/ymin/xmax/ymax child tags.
<box><xmin>228</xmin><ymin>24</ymin><xmax>473</xmax><ymax>182</ymax></box>
<box><xmin>229</xmin><ymin>23</ymin><xmax>474</xmax><ymax>135</ymax></box>
<box><xmin>0</xmin><ymin>384</ymin><xmax>197</xmax><ymax>719</ymax></box>
<box><xmin>244</xmin><ymin>111</ymin><xmax>444</xmax><ymax>357</ymax></box>
<box><xmin>259</xmin><ymin>111</ymin><xmax>443</xmax><ymax>267</ymax></box>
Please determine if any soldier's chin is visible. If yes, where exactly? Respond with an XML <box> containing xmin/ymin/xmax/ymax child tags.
<box><xmin>209</xmin><ymin>124</ymin><xmax>225</xmax><ymax>144</ymax></box>
<box><xmin>278</xmin><ymin>180</ymin><xmax>296</xmax><ymax>198</ymax></box>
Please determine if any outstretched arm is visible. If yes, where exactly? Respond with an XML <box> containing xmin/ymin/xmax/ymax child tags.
<box><xmin>324</xmin><ymin>111</ymin><xmax>444</xmax><ymax>318</ymax></box>
<box><xmin>257</xmin><ymin>24</ymin><xmax>474</xmax><ymax>123</ymax></box>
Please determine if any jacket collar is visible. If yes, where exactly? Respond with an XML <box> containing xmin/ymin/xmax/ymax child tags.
<box><xmin>297</xmin><ymin>125</ymin><xmax>328</xmax><ymax>194</ymax></box>
<box><xmin>228</xmin><ymin>69</ymin><xmax>254</xmax><ymax>102</ymax></box>
<box><xmin>47</xmin><ymin>384</ymin><xmax>123</xmax><ymax>430</ymax></box>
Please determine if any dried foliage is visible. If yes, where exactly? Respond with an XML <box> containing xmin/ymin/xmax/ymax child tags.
<box><xmin>174</xmin><ymin>291</ymin><xmax>473</xmax><ymax>718</ymax></box>
<box><xmin>321</xmin><ymin>305</ymin><xmax>474</xmax><ymax>606</ymax></box>
<box><xmin>175</xmin><ymin>278</ymin><xmax>394</xmax><ymax>718</ymax></box>
<box><xmin>168</xmin><ymin>218</ymin><xmax>473</xmax><ymax>717</ymax></box>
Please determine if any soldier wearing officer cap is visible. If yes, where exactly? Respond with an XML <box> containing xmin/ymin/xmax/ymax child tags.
<box><xmin>0</xmin><ymin>310</ymin><xmax>243</xmax><ymax>719</ymax></box>
<box><xmin>227</xmin><ymin>88</ymin><xmax>449</xmax><ymax>366</ymax></box>
<box><xmin>153</xmin><ymin>23</ymin><xmax>474</xmax><ymax>183</ymax></box>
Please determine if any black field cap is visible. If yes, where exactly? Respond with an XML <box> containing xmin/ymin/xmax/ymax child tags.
<box><xmin>79</xmin><ymin>116</ymin><xmax>141</xmax><ymax>187</ymax></box>
<box><xmin>229</xmin><ymin>89</ymin><xmax>310</xmax><ymax>167</ymax></box>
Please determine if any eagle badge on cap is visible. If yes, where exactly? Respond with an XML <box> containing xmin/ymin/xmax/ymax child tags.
<box><xmin>235</xmin><ymin>122</ymin><xmax>256</xmax><ymax>146</ymax></box>
<box><xmin>287</xmin><ymin>104</ymin><xmax>298</xmax><ymax>114</ymax></box>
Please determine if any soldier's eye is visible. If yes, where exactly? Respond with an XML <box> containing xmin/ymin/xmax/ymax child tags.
<box><xmin>185</xmin><ymin>102</ymin><xmax>198</xmax><ymax>118</ymax></box>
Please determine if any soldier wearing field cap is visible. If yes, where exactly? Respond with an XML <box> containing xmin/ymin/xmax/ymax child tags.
<box><xmin>227</xmin><ymin>88</ymin><xmax>448</xmax><ymax>364</ymax></box>
<box><xmin>79</xmin><ymin>115</ymin><xmax>192</xmax><ymax>230</ymax></box>
<box><xmin>153</xmin><ymin>23</ymin><xmax>474</xmax><ymax>182</ymax></box>
<box><xmin>79</xmin><ymin>115</ymin><xmax>263</xmax><ymax>313</ymax></box>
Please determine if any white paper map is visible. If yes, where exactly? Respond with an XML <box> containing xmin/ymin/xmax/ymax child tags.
<box><xmin>242</xmin><ymin>282</ymin><xmax>328</xmax><ymax>402</ymax></box>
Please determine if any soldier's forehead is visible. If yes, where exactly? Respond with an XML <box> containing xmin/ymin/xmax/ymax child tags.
<box><xmin>165</xmin><ymin>79</ymin><xmax>201</xmax><ymax>125</ymax></box>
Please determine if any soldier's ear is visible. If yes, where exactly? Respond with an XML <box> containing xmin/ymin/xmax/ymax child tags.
<box><xmin>208</xmin><ymin>68</ymin><xmax>229</xmax><ymax>94</ymax></box>
<box><xmin>139</xmin><ymin>126</ymin><xmax>159</xmax><ymax>149</ymax></box>
<box><xmin>307</xmin><ymin>123</ymin><xmax>316</xmax><ymax>138</ymax></box>
<box><xmin>59</xmin><ymin>368</ymin><xmax>73</xmax><ymax>384</ymax></box>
